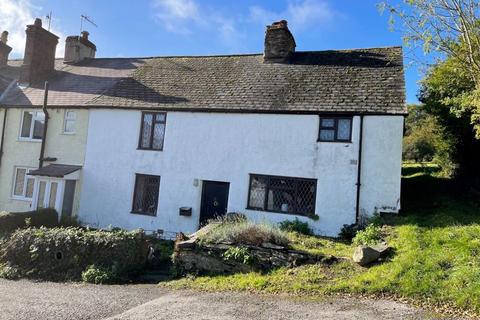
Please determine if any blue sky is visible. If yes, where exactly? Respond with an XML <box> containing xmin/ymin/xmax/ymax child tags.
<box><xmin>1</xmin><ymin>0</ymin><xmax>422</xmax><ymax>103</ymax></box>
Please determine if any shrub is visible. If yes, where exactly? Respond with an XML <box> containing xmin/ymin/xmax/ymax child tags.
<box><xmin>352</xmin><ymin>224</ymin><xmax>382</xmax><ymax>246</ymax></box>
<box><xmin>339</xmin><ymin>223</ymin><xmax>361</xmax><ymax>241</ymax></box>
<box><xmin>222</xmin><ymin>247</ymin><xmax>253</xmax><ymax>265</ymax></box>
<box><xmin>0</xmin><ymin>208</ymin><xmax>58</xmax><ymax>234</ymax></box>
<box><xmin>279</xmin><ymin>218</ymin><xmax>313</xmax><ymax>235</ymax></box>
<box><xmin>82</xmin><ymin>265</ymin><xmax>121</xmax><ymax>284</ymax></box>
<box><xmin>0</xmin><ymin>227</ymin><xmax>148</xmax><ymax>281</ymax></box>
<box><xmin>199</xmin><ymin>215</ymin><xmax>289</xmax><ymax>247</ymax></box>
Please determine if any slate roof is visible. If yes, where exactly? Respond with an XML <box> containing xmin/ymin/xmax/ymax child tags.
<box><xmin>0</xmin><ymin>47</ymin><xmax>406</xmax><ymax>114</ymax></box>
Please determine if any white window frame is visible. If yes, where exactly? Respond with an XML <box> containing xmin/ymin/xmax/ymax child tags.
<box><xmin>19</xmin><ymin>110</ymin><xmax>45</xmax><ymax>141</ymax></box>
<box><xmin>12</xmin><ymin>167</ymin><xmax>35</xmax><ymax>201</ymax></box>
<box><xmin>63</xmin><ymin>110</ymin><xmax>76</xmax><ymax>134</ymax></box>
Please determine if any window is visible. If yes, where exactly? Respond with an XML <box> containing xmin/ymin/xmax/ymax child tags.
<box><xmin>131</xmin><ymin>174</ymin><xmax>160</xmax><ymax>216</ymax></box>
<box><xmin>138</xmin><ymin>112</ymin><xmax>166</xmax><ymax>151</ymax></box>
<box><xmin>247</xmin><ymin>174</ymin><xmax>317</xmax><ymax>216</ymax></box>
<box><xmin>20</xmin><ymin>111</ymin><xmax>45</xmax><ymax>140</ymax></box>
<box><xmin>12</xmin><ymin>167</ymin><xmax>35</xmax><ymax>200</ymax></box>
<box><xmin>318</xmin><ymin>117</ymin><xmax>352</xmax><ymax>142</ymax></box>
<box><xmin>63</xmin><ymin>110</ymin><xmax>76</xmax><ymax>134</ymax></box>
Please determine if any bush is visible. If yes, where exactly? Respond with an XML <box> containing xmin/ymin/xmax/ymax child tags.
<box><xmin>0</xmin><ymin>208</ymin><xmax>58</xmax><ymax>234</ymax></box>
<box><xmin>222</xmin><ymin>247</ymin><xmax>254</xmax><ymax>265</ymax></box>
<box><xmin>82</xmin><ymin>265</ymin><xmax>121</xmax><ymax>284</ymax></box>
<box><xmin>279</xmin><ymin>218</ymin><xmax>313</xmax><ymax>235</ymax></box>
<box><xmin>0</xmin><ymin>227</ymin><xmax>148</xmax><ymax>281</ymax></box>
<box><xmin>199</xmin><ymin>215</ymin><xmax>289</xmax><ymax>247</ymax></box>
<box><xmin>352</xmin><ymin>224</ymin><xmax>382</xmax><ymax>246</ymax></box>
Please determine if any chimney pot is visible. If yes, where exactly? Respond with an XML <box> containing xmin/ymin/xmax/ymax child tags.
<box><xmin>81</xmin><ymin>31</ymin><xmax>89</xmax><ymax>40</ymax></box>
<box><xmin>1</xmin><ymin>31</ymin><xmax>8</xmax><ymax>44</ymax></box>
<box><xmin>64</xmin><ymin>32</ymin><xmax>96</xmax><ymax>64</ymax></box>
<box><xmin>263</xmin><ymin>19</ymin><xmax>296</xmax><ymax>64</ymax></box>
<box><xmin>34</xmin><ymin>18</ymin><xmax>42</xmax><ymax>27</ymax></box>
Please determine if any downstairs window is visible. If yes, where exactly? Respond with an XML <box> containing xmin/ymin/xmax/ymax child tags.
<box><xmin>131</xmin><ymin>174</ymin><xmax>160</xmax><ymax>216</ymax></box>
<box><xmin>247</xmin><ymin>174</ymin><xmax>317</xmax><ymax>216</ymax></box>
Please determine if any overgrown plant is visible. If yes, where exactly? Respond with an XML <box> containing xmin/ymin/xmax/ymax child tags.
<box><xmin>279</xmin><ymin>218</ymin><xmax>313</xmax><ymax>235</ymax></box>
<box><xmin>352</xmin><ymin>224</ymin><xmax>382</xmax><ymax>246</ymax></box>
<box><xmin>81</xmin><ymin>264</ymin><xmax>121</xmax><ymax>284</ymax></box>
<box><xmin>222</xmin><ymin>247</ymin><xmax>253</xmax><ymax>265</ymax></box>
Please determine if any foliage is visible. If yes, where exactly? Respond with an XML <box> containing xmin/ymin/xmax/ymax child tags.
<box><xmin>222</xmin><ymin>247</ymin><xmax>254</xmax><ymax>265</ymax></box>
<box><xmin>82</xmin><ymin>264</ymin><xmax>121</xmax><ymax>284</ymax></box>
<box><xmin>352</xmin><ymin>224</ymin><xmax>383</xmax><ymax>246</ymax></box>
<box><xmin>278</xmin><ymin>218</ymin><xmax>313</xmax><ymax>235</ymax></box>
<box><xmin>338</xmin><ymin>224</ymin><xmax>361</xmax><ymax>241</ymax></box>
<box><xmin>198</xmin><ymin>215</ymin><xmax>289</xmax><ymax>247</ymax></box>
<box><xmin>0</xmin><ymin>263</ymin><xmax>19</xmax><ymax>280</ymax></box>
<box><xmin>0</xmin><ymin>227</ymin><xmax>148</xmax><ymax>281</ymax></box>
<box><xmin>0</xmin><ymin>208</ymin><xmax>58</xmax><ymax>234</ymax></box>
<box><xmin>164</xmin><ymin>166</ymin><xmax>480</xmax><ymax>315</ymax></box>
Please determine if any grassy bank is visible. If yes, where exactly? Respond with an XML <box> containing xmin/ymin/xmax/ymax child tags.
<box><xmin>163</xmin><ymin>164</ymin><xmax>480</xmax><ymax>316</ymax></box>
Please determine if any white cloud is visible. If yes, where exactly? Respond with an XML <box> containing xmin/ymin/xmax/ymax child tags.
<box><xmin>152</xmin><ymin>0</ymin><xmax>202</xmax><ymax>34</ymax></box>
<box><xmin>0</xmin><ymin>0</ymin><xmax>65</xmax><ymax>58</ymax></box>
<box><xmin>249</xmin><ymin>0</ymin><xmax>338</xmax><ymax>31</ymax></box>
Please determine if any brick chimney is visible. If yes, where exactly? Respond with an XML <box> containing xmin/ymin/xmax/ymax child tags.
<box><xmin>64</xmin><ymin>31</ymin><xmax>96</xmax><ymax>64</ymax></box>
<box><xmin>0</xmin><ymin>31</ymin><xmax>12</xmax><ymax>66</ymax></box>
<box><xmin>19</xmin><ymin>18</ymin><xmax>59</xmax><ymax>84</ymax></box>
<box><xmin>263</xmin><ymin>20</ymin><xmax>296</xmax><ymax>64</ymax></box>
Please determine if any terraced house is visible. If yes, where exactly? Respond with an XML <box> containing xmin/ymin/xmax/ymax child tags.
<box><xmin>0</xmin><ymin>19</ymin><xmax>406</xmax><ymax>237</ymax></box>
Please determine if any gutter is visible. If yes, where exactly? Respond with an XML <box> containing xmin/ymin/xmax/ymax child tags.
<box><xmin>39</xmin><ymin>81</ymin><xmax>49</xmax><ymax>168</ymax></box>
<box><xmin>0</xmin><ymin>80</ymin><xmax>17</xmax><ymax>168</ymax></box>
<box><xmin>355</xmin><ymin>115</ymin><xmax>364</xmax><ymax>224</ymax></box>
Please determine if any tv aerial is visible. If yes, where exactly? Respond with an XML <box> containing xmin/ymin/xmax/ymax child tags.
<box><xmin>80</xmin><ymin>14</ymin><xmax>98</xmax><ymax>33</ymax></box>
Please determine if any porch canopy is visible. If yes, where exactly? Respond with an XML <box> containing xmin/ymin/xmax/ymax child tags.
<box><xmin>28</xmin><ymin>164</ymin><xmax>82</xmax><ymax>179</ymax></box>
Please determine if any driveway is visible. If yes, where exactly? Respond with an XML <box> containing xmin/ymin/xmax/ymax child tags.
<box><xmin>0</xmin><ymin>279</ymin><xmax>447</xmax><ymax>320</ymax></box>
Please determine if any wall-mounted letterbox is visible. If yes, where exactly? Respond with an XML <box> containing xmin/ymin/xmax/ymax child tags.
<box><xmin>179</xmin><ymin>207</ymin><xmax>192</xmax><ymax>217</ymax></box>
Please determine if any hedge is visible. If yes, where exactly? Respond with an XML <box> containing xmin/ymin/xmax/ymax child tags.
<box><xmin>0</xmin><ymin>208</ymin><xmax>58</xmax><ymax>234</ymax></box>
<box><xmin>0</xmin><ymin>227</ymin><xmax>149</xmax><ymax>281</ymax></box>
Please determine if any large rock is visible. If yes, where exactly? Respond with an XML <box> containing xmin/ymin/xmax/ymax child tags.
<box><xmin>353</xmin><ymin>243</ymin><xmax>390</xmax><ymax>266</ymax></box>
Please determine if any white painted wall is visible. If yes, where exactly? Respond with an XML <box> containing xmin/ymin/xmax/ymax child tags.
<box><xmin>79</xmin><ymin>110</ymin><xmax>403</xmax><ymax>237</ymax></box>
<box><xmin>359</xmin><ymin>116</ymin><xmax>404</xmax><ymax>217</ymax></box>
<box><xmin>0</xmin><ymin>108</ymin><xmax>89</xmax><ymax>214</ymax></box>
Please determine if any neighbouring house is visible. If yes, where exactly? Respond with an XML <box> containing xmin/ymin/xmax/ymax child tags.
<box><xmin>0</xmin><ymin>19</ymin><xmax>405</xmax><ymax>237</ymax></box>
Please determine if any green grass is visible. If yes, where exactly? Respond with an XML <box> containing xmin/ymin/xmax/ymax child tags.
<box><xmin>163</xmin><ymin>164</ymin><xmax>480</xmax><ymax>314</ymax></box>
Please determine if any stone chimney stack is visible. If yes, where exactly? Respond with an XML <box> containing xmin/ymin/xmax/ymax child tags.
<box><xmin>0</xmin><ymin>31</ymin><xmax>12</xmax><ymax>66</ymax></box>
<box><xmin>64</xmin><ymin>30</ymin><xmax>96</xmax><ymax>64</ymax></box>
<box><xmin>263</xmin><ymin>20</ymin><xmax>296</xmax><ymax>64</ymax></box>
<box><xmin>19</xmin><ymin>18</ymin><xmax>59</xmax><ymax>84</ymax></box>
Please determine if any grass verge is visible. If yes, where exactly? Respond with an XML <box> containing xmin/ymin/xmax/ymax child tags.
<box><xmin>162</xmin><ymin>164</ymin><xmax>480</xmax><ymax>317</ymax></box>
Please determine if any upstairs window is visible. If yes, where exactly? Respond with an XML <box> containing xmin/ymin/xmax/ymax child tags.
<box><xmin>12</xmin><ymin>167</ymin><xmax>35</xmax><ymax>200</ymax></box>
<box><xmin>138</xmin><ymin>112</ymin><xmax>166</xmax><ymax>151</ymax></box>
<box><xmin>318</xmin><ymin>117</ymin><xmax>352</xmax><ymax>142</ymax></box>
<box><xmin>63</xmin><ymin>110</ymin><xmax>76</xmax><ymax>134</ymax></box>
<box><xmin>131</xmin><ymin>174</ymin><xmax>160</xmax><ymax>216</ymax></box>
<box><xmin>20</xmin><ymin>111</ymin><xmax>45</xmax><ymax>140</ymax></box>
<box><xmin>247</xmin><ymin>174</ymin><xmax>317</xmax><ymax>216</ymax></box>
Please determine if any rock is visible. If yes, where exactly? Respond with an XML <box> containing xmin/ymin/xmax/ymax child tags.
<box><xmin>353</xmin><ymin>245</ymin><xmax>383</xmax><ymax>266</ymax></box>
<box><xmin>261</xmin><ymin>242</ymin><xmax>285</xmax><ymax>250</ymax></box>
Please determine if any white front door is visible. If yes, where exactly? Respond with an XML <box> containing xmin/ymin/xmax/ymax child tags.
<box><xmin>34</xmin><ymin>179</ymin><xmax>64</xmax><ymax>213</ymax></box>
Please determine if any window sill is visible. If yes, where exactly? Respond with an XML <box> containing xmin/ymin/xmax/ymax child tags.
<box><xmin>246</xmin><ymin>206</ymin><xmax>314</xmax><ymax>217</ymax></box>
<box><xmin>317</xmin><ymin>140</ymin><xmax>352</xmax><ymax>143</ymax></box>
<box><xmin>130</xmin><ymin>211</ymin><xmax>157</xmax><ymax>217</ymax></box>
<box><xmin>11</xmin><ymin>196</ymin><xmax>33</xmax><ymax>202</ymax></box>
<box><xmin>136</xmin><ymin>148</ymin><xmax>163</xmax><ymax>152</ymax></box>
<box><xmin>17</xmin><ymin>138</ymin><xmax>42</xmax><ymax>143</ymax></box>
<box><xmin>61</xmin><ymin>132</ymin><xmax>76</xmax><ymax>135</ymax></box>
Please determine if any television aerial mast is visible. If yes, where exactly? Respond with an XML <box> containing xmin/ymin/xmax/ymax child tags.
<box><xmin>80</xmin><ymin>14</ymin><xmax>98</xmax><ymax>33</ymax></box>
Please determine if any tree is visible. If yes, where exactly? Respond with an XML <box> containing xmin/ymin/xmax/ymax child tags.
<box><xmin>380</xmin><ymin>0</ymin><xmax>480</xmax><ymax>136</ymax></box>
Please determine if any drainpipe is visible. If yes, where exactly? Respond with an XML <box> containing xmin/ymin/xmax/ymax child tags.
<box><xmin>0</xmin><ymin>108</ymin><xmax>7</xmax><ymax>167</ymax></box>
<box><xmin>39</xmin><ymin>81</ymin><xmax>49</xmax><ymax>168</ymax></box>
<box><xmin>355</xmin><ymin>115</ymin><xmax>364</xmax><ymax>224</ymax></box>
<box><xmin>0</xmin><ymin>80</ymin><xmax>16</xmax><ymax>168</ymax></box>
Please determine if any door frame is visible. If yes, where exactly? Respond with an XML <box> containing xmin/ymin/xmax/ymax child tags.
<box><xmin>32</xmin><ymin>178</ymin><xmax>65</xmax><ymax>214</ymax></box>
<box><xmin>199</xmin><ymin>180</ymin><xmax>230</xmax><ymax>225</ymax></box>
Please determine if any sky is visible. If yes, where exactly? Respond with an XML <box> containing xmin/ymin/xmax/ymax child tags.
<box><xmin>0</xmin><ymin>0</ymin><xmax>424</xmax><ymax>103</ymax></box>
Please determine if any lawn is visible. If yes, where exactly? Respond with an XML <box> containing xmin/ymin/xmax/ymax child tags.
<box><xmin>163</xmin><ymin>163</ymin><xmax>480</xmax><ymax>316</ymax></box>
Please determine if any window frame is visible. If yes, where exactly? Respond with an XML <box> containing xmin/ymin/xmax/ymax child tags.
<box><xmin>131</xmin><ymin>173</ymin><xmax>161</xmax><ymax>216</ymax></box>
<box><xmin>62</xmin><ymin>110</ymin><xmax>77</xmax><ymax>134</ymax></box>
<box><xmin>19</xmin><ymin>110</ymin><xmax>45</xmax><ymax>141</ymax></box>
<box><xmin>317</xmin><ymin>116</ymin><xmax>353</xmax><ymax>143</ymax></box>
<box><xmin>246</xmin><ymin>173</ymin><xmax>317</xmax><ymax>217</ymax></box>
<box><xmin>137</xmin><ymin>112</ymin><xmax>167</xmax><ymax>151</ymax></box>
<box><xmin>12</xmin><ymin>166</ymin><xmax>35</xmax><ymax>201</ymax></box>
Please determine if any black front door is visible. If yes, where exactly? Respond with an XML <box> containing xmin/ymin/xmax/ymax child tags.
<box><xmin>200</xmin><ymin>181</ymin><xmax>230</xmax><ymax>225</ymax></box>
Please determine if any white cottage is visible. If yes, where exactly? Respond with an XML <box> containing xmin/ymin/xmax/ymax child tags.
<box><xmin>0</xmin><ymin>19</ymin><xmax>405</xmax><ymax>237</ymax></box>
